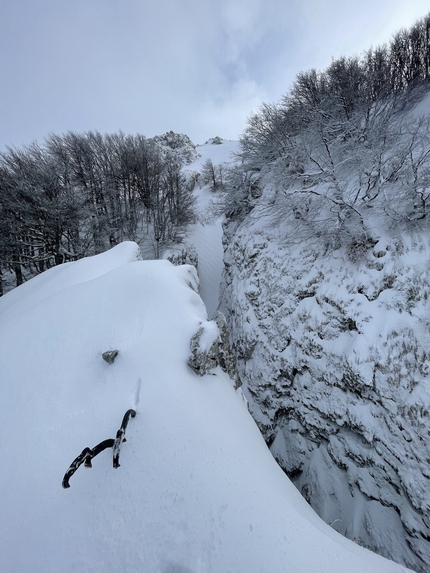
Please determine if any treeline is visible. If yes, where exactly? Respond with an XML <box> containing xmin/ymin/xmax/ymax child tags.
<box><xmin>233</xmin><ymin>12</ymin><xmax>430</xmax><ymax>253</ymax></box>
<box><xmin>241</xmin><ymin>12</ymin><xmax>430</xmax><ymax>165</ymax></box>
<box><xmin>0</xmin><ymin>131</ymin><xmax>196</xmax><ymax>294</ymax></box>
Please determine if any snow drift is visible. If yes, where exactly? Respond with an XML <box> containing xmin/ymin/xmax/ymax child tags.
<box><xmin>0</xmin><ymin>242</ymin><xmax>413</xmax><ymax>572</ymax></box>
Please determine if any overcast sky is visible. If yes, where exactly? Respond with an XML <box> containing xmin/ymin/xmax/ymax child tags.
<box><xmin>1</xmin><ymin>0</ymin><xmax>429</xmax><ymax>149</ymax></box>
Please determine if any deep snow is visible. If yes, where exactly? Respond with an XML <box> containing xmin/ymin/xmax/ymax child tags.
<box><xmin>0</xmin><ymin>241</ymin><xmax>414</xmax><ymax>572</ymax></box>
<box><xmin>187</xmin><ymin>140</ymin><xmax>239</xmax><ymax>318</ymax></box>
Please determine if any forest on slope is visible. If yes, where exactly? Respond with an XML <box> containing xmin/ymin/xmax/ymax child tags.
<box><xmin>218</xmin><ymin>12</ymin><xmax>430</xmax><ymax>235</ymax></box>
<box><xmin>0</xmin><ymin>131</ymin><xmax>197</xmax><ymax>294</ymax></box>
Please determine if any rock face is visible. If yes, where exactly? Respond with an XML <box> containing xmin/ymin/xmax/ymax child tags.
<box><xmin>164</xmin><ymin>243</ymin><xmax>199</xmax><ymax>270</ymax></box>
<box><xmin>188</xmin><ymin>311</ymin><xmax>241</xmax><ymax>389</ymax></box>
<box><xmin>220</xmin><ymin>203</ymin><xmax>430</xmax><ymax>572</ymax></box>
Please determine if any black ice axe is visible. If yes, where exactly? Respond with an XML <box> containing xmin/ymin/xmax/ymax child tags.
<box><xmin>62</xmin><ymin>409</ymin><xmax>136</xmax><ymax>489</ymax></box>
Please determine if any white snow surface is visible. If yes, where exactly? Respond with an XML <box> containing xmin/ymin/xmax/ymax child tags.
<box><xmin>187</xmin><ymin>140</ymin><xmax>240</xmax><ymax>318</ymax></box>
<box><xmin>188</xmin><ymin>206</ymin><xmax>223</xmax><ymax>319</ymax></box>
<box><xmin>0</xmin><ymin>241</ymin><xmax>413</xmax><ymax>572</ymax></box>
<box><xmin>188</xmin><ymin>140</ymin><xmax>240</xmax><ymax>171</ymax></box>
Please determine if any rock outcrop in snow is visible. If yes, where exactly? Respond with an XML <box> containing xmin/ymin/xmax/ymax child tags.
<box><xmin>102</xmin><ymin>350</ymin><xmax>119</xmax><ymax>364</ymax></box>
<box><xmin>164</xmin><ymin>243</ymin><xmax>199</xmax><ymax>269</ymax></box>
<box><xmin>188</xmin><ymin>310</ymin><xmax>241</xmax><ymax>388</ymax></box>
<box><xmin>221</xmin><ymin>202</ymin><xmax>430</xmax><ymax>572</ymax></box>
<box><xmin>151</xmin><ymin>130</ymin><xmax>198</xmax><ymax>164</ymax></box>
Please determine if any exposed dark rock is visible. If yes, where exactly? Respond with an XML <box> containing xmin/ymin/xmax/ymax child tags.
<box><xmin>102</xmin><ymin>350</ymin><xmax>119</xmax><ymax>364</ymax></box>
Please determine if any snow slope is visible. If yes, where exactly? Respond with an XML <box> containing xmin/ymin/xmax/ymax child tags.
<box><xmin>0</xmin><ymin>242</ymin><xmax>413</xmax><ymax>572</ymax></box>
<box><xmin>187</xmin><ymin>140</ymin><xmax>240</xmax><ymax>318</ymax></box>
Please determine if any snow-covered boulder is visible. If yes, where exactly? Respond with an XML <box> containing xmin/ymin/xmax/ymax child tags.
<box><xmin>188</xmin><ymin>311</ymin><xmax>241</xmax><ymax>388</ymax></box>
<box><xmin>0</xmin><ymin>242</ymin><xmax>414</xmax><ymax>573</ymax></box>
<box><xmin>164</xmin><ymin>242</ymin><xmax>199</xmax><ymax>270</ymax></box>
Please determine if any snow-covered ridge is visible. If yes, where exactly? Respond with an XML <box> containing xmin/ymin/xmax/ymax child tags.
<box><xmin>0</xmin><ymin>242</ymin><xmax>412</xmax><ymax>572</ymax></box>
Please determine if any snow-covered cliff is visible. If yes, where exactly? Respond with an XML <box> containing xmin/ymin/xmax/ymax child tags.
<box><xmin>221</xmin><ymin>180</ymin><xmax>430</xmax><ymax>572</ymax></box>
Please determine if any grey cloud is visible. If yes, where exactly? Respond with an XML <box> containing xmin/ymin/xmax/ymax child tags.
<box><xmin>1</xmin><ymin>0</ymin><xmax>429</xmax><ymax>149</ymax></box>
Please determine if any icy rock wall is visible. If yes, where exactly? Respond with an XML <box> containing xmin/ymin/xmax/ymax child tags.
<box><xmin>220</xmin><ymin>206</ymin><xmax>430</xmax><ymax>572</ymax></box>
